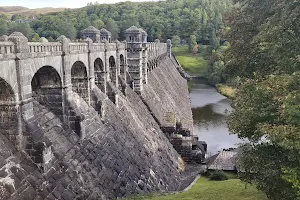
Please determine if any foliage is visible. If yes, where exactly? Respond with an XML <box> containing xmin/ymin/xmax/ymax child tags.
<box><xmin>0</xmin><ymin>14</ymin><xmax>8</xmax><ymax>20</ymax></box>
<box><xmin>224</xmin><ymin>0</ymin><xmax>300</xmax><ymax>199</ymax></box>
<box><xmin>17</xmin><ymin>0</ymin><xmax>232</xmax><ymax>42</ymax></box>
<box><xmin>189</xmin><ymin>35</ymin><xmax>197</xmax><ymax>52</ymax></box>
<box><xmin>31</xmin><ymin>33</ymin><xmax>40</xmax><ymax>42</ymax></box>
<box><xmin>122</xmin><ymin>177</ymin><xmax>267</xmax><ymax>200</ymax></box>
<box><xmin>105</xmin><ymin>18</ymin><xmax>119</xmax><ymax>40</ymax></box>
<box><xmin>216</xmin><ymin>84</ymin><xmax>235</xmax><ymax>98</ymax></box>
<box><xmin>209</xmin><ymin>170</ymin><xmax>229</xmax><ymax>181</ymax></box>
<box><xmin>0</xmin><ymin>19</ymin><xmax>8</xmax><ymax>36</ymax></box>
<box><xmin>206</xmin><ymin>41</ymin><xmax>230</xmax><ymax>85</ymax></box>
<box><xmin>171</xmin><ymin>35</ymin><xmax>180</xmax><ymax>47</ymax></box>
<box><xmin>7</xmin><ymin>22</ymin><xmax>35</xmax><ymax>40</ymax></box>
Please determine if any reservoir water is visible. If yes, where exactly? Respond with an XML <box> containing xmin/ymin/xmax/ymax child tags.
<box><xmin>189</xmin><ymin>79</ymin><xmax>244</xmax><ymax>155</ymax></box>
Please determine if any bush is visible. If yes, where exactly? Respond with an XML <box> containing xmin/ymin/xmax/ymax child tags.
<box><xmin>210</xmin><ymin>170</ymin><xmax>229</xmax><ymax>181</ymax></box>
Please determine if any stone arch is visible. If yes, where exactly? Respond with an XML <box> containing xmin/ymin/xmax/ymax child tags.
<box><xmin>94</xmin><ymin>58</ymin><xmax>105</xmax><ymax>92</ymax></box>
<box><xmin>71</xmin><ymin>61</ymin><xmax>89</xmax><ymax>102</ymax></box>
<box><xmin>0</xmin><ymin>77</ymin><xmax>18</xmax><ymax>146</ymax></box>
<box><xmin>31</xmin><ymin>66</ymin><xmax>63</xmax><ymax>119</ymax></box>
<box><xmin>109</xmin><ymin>56</ymin><xmax>117</xmax><ymax>86</ymax></box>
<box><xmin>120</xmin><ymin>54</ymin><xmax>126</xmax><ymax>78</ymax></box>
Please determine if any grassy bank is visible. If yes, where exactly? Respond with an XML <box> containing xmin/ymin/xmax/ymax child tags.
<box><xmin>216</xmin><ymin>84</ymin><xmax>235</xmax><ymax>99</ymax></box>
<box><xmin>123</xmin><ymin>177</ymin><xmax>267</xmax><ymax>200</ymax></box>
<box><xmin>172</xmin><ymin>46</ymin><xmax>209</xmax><ymax>76</ymax></box>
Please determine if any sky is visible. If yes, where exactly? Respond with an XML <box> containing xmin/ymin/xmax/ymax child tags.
<box><xmin>0</xmin><ymin>0</ymin><xmax>159</xmax><ymax>9</ymax></box>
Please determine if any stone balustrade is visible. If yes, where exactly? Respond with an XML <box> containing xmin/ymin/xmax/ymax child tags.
<box><xmin>0</xmin><ymin>41</ymin><xmax>15</xmax><ymax>55</ymax></box>
<box><xmin>69</xmin><ymin>42</ymin><xmax>88</xmax><ymax>53</ymax></box>
<box><xmin>28</xmin><ymin>42</ymin><xmax>62</xmax><ymax>53</ymax></box>
<box><xmin>0</xmin><ymin>34</ymin><xmax>169</xmax><ymax>63</ymax></box>
<box><xmin>93</xmin><ymin>43</ymin><xmax>105</xmax><ymax>51</ymax></box>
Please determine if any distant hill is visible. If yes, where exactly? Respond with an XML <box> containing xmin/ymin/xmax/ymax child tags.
<box><xmin>0</xmin><ymin>6</ymin><xmax>67</xmax><ymax>17</ymax></box>
<box><xmin>0</xmin><ymin>6</ymin><xmax>28</xmax><ymax>13</ymax></box>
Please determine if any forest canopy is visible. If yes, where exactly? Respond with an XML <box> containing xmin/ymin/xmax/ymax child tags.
<box><xmin>0</xmin><ymin>0</ymin><xmax>232</xmax><ymax>45</ymax></box>
<box><xmin>224</xmin><ymin>0</ymin><xmax>300</xmax><ymax>199</ymax></box>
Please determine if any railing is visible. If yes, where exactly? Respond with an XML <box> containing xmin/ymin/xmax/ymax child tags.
<box><xmin>28</xmin><ymin>42</ymin><xmax>62</xmax><ymax>53</ymax></box>
<box><xmin>69</xmin><ymin>43</ymin><xmax>88</xmax><ymax>52</ymax></box>
<box><xmin>0</xmin><ymin>42</ymin><xmax>15</xmax><ymax>55</ymax></box>
<box><xmin>93</xmin><ymin>43</ymin><xmax>105</xmax><ymax>51</ymax></box>
<box><xmin>106</xmin><ymin>43</ymin><xmax>117</xmax><ymax>51</ymax></box>
<box><xmin>147</xmin><ymin>42</ymin><xmax>167</xmax><ymax>60</ymax></box>
<box><xmin>0</xmin><ymin>33</ymin><xmax>168</xmax><ymax>60</ymax></box>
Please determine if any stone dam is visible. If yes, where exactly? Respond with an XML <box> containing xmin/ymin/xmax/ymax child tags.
<box><xmin>0</xmin><ymin>26</ymin><xmax>205</xmax><ymax>200</ymax></box>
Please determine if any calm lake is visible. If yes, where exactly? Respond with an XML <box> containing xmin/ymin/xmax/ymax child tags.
<box><xmin>189</xmin><ymin>79</ymin><xmax>244</xmax><ymax>155</ymax></box>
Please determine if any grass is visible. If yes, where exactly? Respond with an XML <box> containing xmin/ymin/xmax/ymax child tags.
<box><xmin>172</xmin><ymin>46</ymin><xmax>209</xmax><ymax>76</ymax></box>
<box><xmin>216</xmin><ymin>84</ymin><xmax>236</xmax><ymax>99</ymax></box>
<box><xmin>0</xmin><ymin>6</ymin><xmax>66</xmax><ymax>18</ymax></box>
<box><xmin>123</xmin><ymin>177</ymin><xmax>267</xmax><ymax>200</ymax></box>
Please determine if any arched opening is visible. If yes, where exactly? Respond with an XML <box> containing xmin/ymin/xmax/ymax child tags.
<box><xmin>94</xmin><ymin>58</ymin><xmax>105</xmax><ymax>92</ymax></box>
<box><xmin>31</xmin><ymin>66</ymin><xmax>63</xmax><ymax>166</ymax></box>
<box><xmin>71</xmin><ymin>61</ymin><xmax>89</xmax><ymax>102</ymax></box>
<box><xmin>0</xmin><ymin>78</ymin><xmax>18</xmax><ymax>146</ymax></box>
<box><xmin>120</xmin><ymin>54</ymin><xmax>126</xmax><ymax>78</ymax></box>
<box><xmin>31</xmin><ymin>66</ymin><xmax>63</xmax><ymax>119</ymax></box>
<box><xmin>109</xmin><ymin>56</ymin><xmax>117</xmax><ymax>86</ymax></box>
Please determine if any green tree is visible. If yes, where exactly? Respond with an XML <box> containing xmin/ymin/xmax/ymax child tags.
<box><xmin>189</xmin><ymin>35</ymin><xmax>197</xmax><ymax>52</ymax></box>
<box><xmin>31</xmin><ymin>33</ymin><xmax>40</xmax><ymax>42</ymax></box>
<box><xmin>0</xmin><ymin>14</ymin><xmax>8</xmax><ymax>20</ymax></box>
<box><xmin>0</xmin><ymin>19</ymin><xmax>8</xmax><ymax>36</ymax></box>
<box><xmin>171</xmin><ymin>35</ymin><xmax>180</xmax><ymax>47</ymax></box>
<box><xmin>30</xmin><ymin>0</ymin><xmax>232</xmax><ymax>42</ymax></box>
<box><xmin>8</xmin><ymin>22</ymin><xmax>34</xmax><ymax>39</ymax></box>
<box><xmin>93</xmin><ymin>19</ymin><xmax>105</xmax><ymax>29</ymax></box>
<box><xmin>224</xmin><ymin>0</ymin><xmax>300</xmax><ymax>199</ymax></box>
<box><xmin>105</xmin><ymin>18</ymin><xmax>119</xmax><ymax>40</ymax></box>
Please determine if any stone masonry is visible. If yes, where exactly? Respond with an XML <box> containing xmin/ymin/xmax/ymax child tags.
<box><xmin>0</xmin><ymin>26</ymin><xmax>203</xmax><ymax>200</ymax></box>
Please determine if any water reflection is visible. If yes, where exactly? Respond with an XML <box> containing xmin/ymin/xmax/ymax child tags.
<box><xmin>189</xmin><ymin>80</ymin><xmax>244</xmax><ymax>154</ymax></box>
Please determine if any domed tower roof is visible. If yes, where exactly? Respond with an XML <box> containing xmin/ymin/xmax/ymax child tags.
<box><xmin>126</xmin><ymin>26</ymin><xmax>142</xmax><ymax>33</ymax></box>
<box><xmin>82</xmin><ymin>26</ymin><xmax>100</xmax><ymax>34</ymax></box>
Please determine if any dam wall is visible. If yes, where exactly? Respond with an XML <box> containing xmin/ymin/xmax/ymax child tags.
<box><xmin>0</xmin><ymin>26</ymin><xmax>199</xmax><ymax>200</ymax></box>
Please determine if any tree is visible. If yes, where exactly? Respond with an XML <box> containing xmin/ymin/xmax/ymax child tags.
<box><xmin>93</xmin><ymin>19</ymin><xmax>105</xmax><ymax>29</ymax></box>
<box><xmin>224</xmin><ymin>0</ymin><xmax>300</xmax><ymax>199</ymax></box>
<box><xmin>8</xmin><ymin>23</ymin><xmax>35</xmax><ymax>39</ymax></box>
<box><xmin>171</xmin><ymin>35</ymin><xmax>180</xmax><ymax>47</ymax></box>
<box><xmin>0</xmin><ymin>14</ymin><xmax>8</xmax><ymax>20</ymax></box>
<box><xmin>0</xmin><ymin>19</ymin><xmax>8</xmax><ymax>36</ymax></box>
<box><xmin>31</xmin><ymin>33</ymin><xmax>40</xmax><ymax>42</ymax></box>
<box><xmin>189</xmin><ymin>35</ymin><xmax>197</xmax><ymax>53</ymax></box>
<box><xmin>105</xmin><ymin>18</ymin><xmax>119</xmax><ymax>40</ymax></box>
<box><xmin>11</xmin><ymin>14</ymin><xmax>22</xmax><ymax>21</ymax></box>
<box><xmin>29</xmin><ymin>0</ymin><xmax>232</xmax><ymax>42</ymax></box>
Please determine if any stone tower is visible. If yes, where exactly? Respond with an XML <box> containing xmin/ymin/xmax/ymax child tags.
<box><xmin>125</xmin><ymin>26</ymin><xmax>148</xmax><ymax>93</ymax></box>
<box><xmin>100</xmin><ymin>28</ymin><xmax>112</xmax><ymax>42</ymax></box>
<box><xmin>82</xmin><ymin>26</ymin><xmax>100</xmax><ymax>42</ymax></box>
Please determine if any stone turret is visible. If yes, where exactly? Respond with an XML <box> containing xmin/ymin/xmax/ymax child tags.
<box><xmin>82</xmin><ymin>26</ymin><xmax>101</xmax><ymax>42</ymax></box>
<box><xmin>126</xmin><ymin>26</ymin><xmax>142</xmax><ymax>43</ymax></box>
<box><xmin>140</xmin><ymin>28</ymin><xmax>147</xmax><ymax>43</ymax></box>
<box><xmin>8</xmin><ymin>32</ymin><xmax>29</xmax><ymax>53</ymax></box>
<box><xmin>126</xmin><ymin>26</ymin><xmax>148</xmax><ymax>93</ymax></box>
<box><xmin>100</xmin><ymin>28</ymin><xmax>111</xmax><ymax>42</ymax></box>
